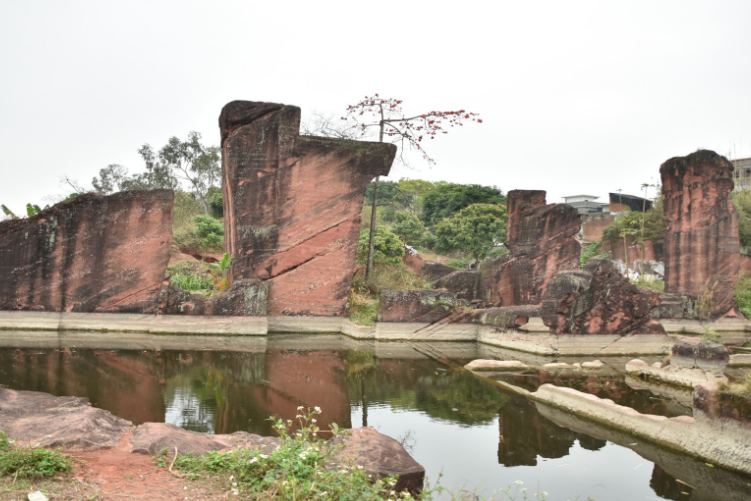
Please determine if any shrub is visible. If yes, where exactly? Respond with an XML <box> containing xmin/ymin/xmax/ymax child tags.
<box><xmin>0</xmin><ymin>431</ymin><xmax>74</xmax><ymax>478</ymax></box>
<box><xmin>735</xmin><ymin>274</ymin><xmax>751</xmax><ymax>318</ymax></box>
<box><xmin>357</xmin><ymin>227</ymin><xmax>404</xmax><ymax>267</ymax></box>
<box><xmin>168</xmin><ymin>408</ymin><xmax>403</xmax><ymax>501</ymax></box>
<box><xmin>194</xmin><ymin>214</ymin><xmax>224</xmax><ymax>250</ymax></box>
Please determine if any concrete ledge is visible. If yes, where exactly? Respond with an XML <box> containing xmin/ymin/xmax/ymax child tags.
<box><xmin>478</xmin><ymin>328</ymin><xmax>673</xmax><ymax>356</ymax></box>
<box><xmin>625</xmin><ymin>359</ymin><xmax>728</xmax><ymax>388</ymax></box>
<box><xmin>529</xmin><ymin>383</ymin><xmax>751</xmax><ymax>476</ymax></box>
<box><xmin>374</xmin><ymin>322</ymin><xmax>479</xmax><ymax>341</ymax></box>
<box><xmin>0</xmin><ymin>311</ymin><xmax>266</xmax><ymax>335</ymax></box>
<box><xmin>0</xmin><ymin>330</ymin><xmax>268</xmax><ymax>351</ymax></box>
<box><xmin>267</xmin><ymin>316</ymin><xmax>343</xmax><ymax>333</ymax></box>
<box><xmin>729</xmin><ymin>354</ymin><xmax>751</xmax><ymax>367</ymax></box>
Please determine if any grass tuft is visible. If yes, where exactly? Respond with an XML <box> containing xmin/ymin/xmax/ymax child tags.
<box><xmin>0</xmin><ymin>431</ymin><xmax>74</xmax><ymax>478</ymax></box>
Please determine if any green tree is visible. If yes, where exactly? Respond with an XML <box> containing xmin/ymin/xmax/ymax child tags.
<box><xmin>732</xmin><ymin>188</ymin><xmax>751</xmax><ymax>248</ymax></box>
<box><xmin>421</xmin><ymin>183</ymin><xmax>506</xmax><ymax>226</ymax></box>
<box><xmin>342</xmin><ymin>95</ymin><xmax>481</xmax><ymax>280</ymax></box>
<box><xmin>159</xmin><ymin>132</ymin><xmax>221</xmax><ymax>214</ymax></box>
<box><xmin>91</xmin><ymin>132</ymin><xmax>220</xmax><ymax>214</ymax></box>
<box><xmin>433</xmin><ymin>203</ymin><xmax>507</xmax><ymax>262</ymax></box>
<box><xmin>356</xmin><ymin>226</ymin><xmax>405</xmax><ymax>267</ymax></box>
<box><xmin>391</xmin><ymin>212</ymin><xmax>425</xmax><ymax>246</ymax></box>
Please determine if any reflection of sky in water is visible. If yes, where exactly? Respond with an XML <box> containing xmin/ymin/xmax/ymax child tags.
<box><xmin>353</xmin><ymin>405</ymin><xmax>656</xmax><ymax>501</ymax></box>
<box><xmin>164</xmin><ymin>387</ymin><xmax>215</xmax><ymax>434</ymax></box>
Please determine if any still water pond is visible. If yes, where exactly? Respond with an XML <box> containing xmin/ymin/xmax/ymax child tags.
<box><xmin>0</xmin><ymin>333</ymin><xmax>749</xmax><ymax>501</ymax></box>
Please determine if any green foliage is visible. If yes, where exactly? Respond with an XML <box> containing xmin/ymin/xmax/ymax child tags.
<box><xmin>732</xmin><ymin>189</ymin><xmax>751</xmax><ymax>248</ymax></box>
<box><xmin>91</xmin><ymin>132</ymin><xmax>220</xmax><ymax>215</ymax></box>
<box><xmin>433</xmin><ymin>203</ymin><xmax>507</xmax><ymax>262</ymax></box>
<box><xmin>349</xmin><ymin>264</ymin><xmax>429</xmax><ymax>325</ymax></box>
<box><xmin>392</xmin><ymin>212</ymin><xmax>425</xmax><ymax>246</ymax></box>
<box><xmin>364</xmin><ymin>180</ymin><xmax>400</xmax><ymax>205</ymax></box>
<box><xmin>421</xmin><ymin>183</ymin><xmax>506</xmax><ymax>226</ymax></box>
<box><xmin>209</xmin><ymin>187</ymin><xmax>223</xmax><ymax>218</ymax></box>
<box><xmin>357</xmin><ymin>227</ymin><xmax>405</xmax><ymax>267</ymax></box>
<box><xmin>173</xmin><ymin>190</ymin><xmax>205</xmax><ymax>229</ymax></box>
<box><xmin>632</xmin><ymin>276</ymin><xmax>665</xmax><ymax>292</ymax></box>
<box><xmin>25</xmin><ymin>203</ymin><xmax>46</xmax><ymax>217</ymax></box>
<box><xmin>735</xmin><ymin>274</ymin><xmax>751</xmax><ymax>319</ymax></box>
<box><xmin>167</xmin><ymin>262</ymin><xmax>214</xmax><ymax>294</ymax></box>
<box><xmin>1</xmin><ymin>204</ymin><xmax>17</xmax><ymax>219</ymax></box>
<box><xmin>601</xmin><ymin>196</ymin><xmax>668</xmax><ymax>245</ymax></box>
<box><xmin>206</xmin><ymin>252</ymin><xmax>233</xmax><ymax>291</ymax></box>
<box><xmin>193</xmin><ymin>214</ymin><xmax>224</xmax><ymax>250</ymax></box>
<box><xmin>169</xmin><ymin>408</ymin><xmax>405</xmax><ymax>500</ymax></box>
<box><xmin>580</xmin><ymin>241</ymin><xmax>603</xmax><ymax>268</ymax></box>
<box><xmin>0</xmin><ymin>431</ymin><xmax>74</xmax><ymax>478</ymax></box>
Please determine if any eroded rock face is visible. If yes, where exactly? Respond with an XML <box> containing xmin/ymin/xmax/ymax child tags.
<box><xmin>329</xmin><ymin>427</ymin><xmax>425</xmax><ymax>494</ymax></box>
<box><xmin>0</xmin><ymin>191</ymin><xmax>173</xmax><ymax>313</ymax></box>
<box><xmin>479</xmin><ymin>190</ymin><xmax>581</xmax><ymax>307</ymax></box>
<box><xmin>220</xmin><ymin>101</ymin><xmax>395</xmax><ymax>316</ymax></box>
<box><xmin>671</xmin><ymin>342</ymin><xmax>729</xmax><ymax>376</ymax></box>
<box><xmin>0</xmin><ymin>387</ymin><xmax>132</xmax><ymax>451</ymax></box>
<box><xmin>378</xmin><ymin>290</ymin><xmax>463</xmax><ymax>323</ymax></box>
<box><xmin>469</xmin><ymin>305</ymin><xmax>540</xmax><ymax>330</ymax></box>
<box><xmin>660</xmin><ymin>150</ymin><xmax>740</xmax><ymax>317</ymax></box>
<box><xmin>161</xmin><ymin>279</ymin><xmax>267</xmax><ymax>316</ymax></box>
<box><xmin>541</xmin><ymin>258</ymin><xmax>665</xmax><ymax>334</ymax></box>
<box><xmin>433</xmin><ymin>270</ymin><xmax>481</xmax><ymax>300</ymax></box>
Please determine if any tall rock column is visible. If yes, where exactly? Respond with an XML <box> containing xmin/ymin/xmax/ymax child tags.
<box><xmin>479</xmin><ymin>190</ymin><xmax>581</xmax><ymax>306</ymax></box>
<box><xmin>660</xmin><ymin>150</ymin><xmax>740</xmax><ymax>317</ymax></box>
<box><xmin>220</xmin><ymin>101</ymin><xmax>396</xmax><ymax>316</ymax></box>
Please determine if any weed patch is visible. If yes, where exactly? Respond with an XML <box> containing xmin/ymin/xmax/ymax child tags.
<box><xmin>0</xmin><ymin>431</ymin><xmax>74</xmax><ymax>478</ymax></box>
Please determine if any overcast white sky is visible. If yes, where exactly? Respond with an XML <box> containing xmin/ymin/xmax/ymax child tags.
<box><xmin>1</xmin><ymin>1</ymin><xmax>750</xmax><ymax>214</ymax></box>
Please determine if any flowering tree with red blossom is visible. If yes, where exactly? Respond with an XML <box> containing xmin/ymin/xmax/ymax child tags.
<box><xmin>339</xmin><ymin>94</ymin><xmax>482</xmax><ymax>279</ymax></box>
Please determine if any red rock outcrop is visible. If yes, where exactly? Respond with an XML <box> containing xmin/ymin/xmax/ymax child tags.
<box><xmin>378</xmin><ymin>290</ymin><xmax>464</xmax><ymax>323</ymax></box>
<box><xmin>161</xmin><ymin>279</ymin><xmax>267</xmax><ymax>316</ymax></box>
<box><xmin>541</xmin><ymin>258</ymin><xmax>665</xmax><ymax>334</ymax></box>
<box><xmin>0</xmin><ymin>191</ymin><xmax>173</xmax><ymax>313</ymax></box>
<box><xmin>660</xmin><ymin>150</ymin><xmax>740</xmax><ymax>317</ymax></box>
<box><xmin>0</xmin><ymin>387</ymin><xmax>132</xmax><ymax>451</ymax></box>
<box><xmin>479</xmin><ymin>190</ymin><xmax>581</xmax><ymax>306</ymax></box>
<box><xmin>329</xmin><ymin>427</ymin><xmax>425</xmax><ymax>494</ymax></box>
<box><xmin>220</xmin><ymin>101</ymin><xmax>395</xmax><ymax>316</ymax></box>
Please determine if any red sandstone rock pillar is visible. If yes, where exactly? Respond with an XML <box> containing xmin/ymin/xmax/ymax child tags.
<box><xmin>479</xmin><ymin>190</ymin><xmax>581</xmax><ymax>306</ymax></box>
<box><xmin>660</xmin><ymin>150</ymin><xmax>740</xmax><ymax>317</ymax></box>
<box><xmin>219</xmin><ymin>101</ymin><xmax>396</xmax><ymax>316</ymax></box>
<box><xmin>0</xmin><ymin>191</ymin><xmax>173</xmax><ymax>313</ymax></box>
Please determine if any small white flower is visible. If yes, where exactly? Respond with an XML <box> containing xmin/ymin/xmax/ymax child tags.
<box><xmin>232</xmin><ymin>482</ymin><xmax>237</xmax><ymax>487</ymax></box>
<box><xmin>297</xmin><ymin>405</ymin><xmax>304</xmax><ymax>410</ymax></box>
<box><xmin>314</xmin><ymin>406</ymin><xmax>321</xmax><ymax>412</ymax></box>
<box><xmin>541</xmin><ymin>491</ymin><xmax>548</xmax><ymax>496</ymax></box>
<box><xmin>521</xmin><ymin>488</ymin><xmax>527</xmax><ymax>493</ymax></box>
<box><xmin>515</xmin><ymin>480</ymin><xmax>523</xmax><ymax>486</ymax></box>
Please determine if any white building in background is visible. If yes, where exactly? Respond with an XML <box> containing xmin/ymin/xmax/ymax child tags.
<box><xmin>562</xmin><ymin>195</ymin><xmax>610</xmax><ymax>215</ymax></box>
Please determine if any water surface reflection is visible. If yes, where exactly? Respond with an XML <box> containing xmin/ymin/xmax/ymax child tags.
<box><xmin>0</xmin><ymin>334</ymin><xmax>749</xmax><ymax>500</ymax></box>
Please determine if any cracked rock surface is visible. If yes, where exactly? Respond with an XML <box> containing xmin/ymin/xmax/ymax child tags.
<box><xmin>220</xmin><ymin>101</ymin><xmax>396</xmax><ymax>316</ymax></box>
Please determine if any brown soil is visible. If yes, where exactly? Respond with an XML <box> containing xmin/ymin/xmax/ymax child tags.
<box><xmin>0</xmin><ymin>432</ymin><xmax>224</xmax><ymax>501</ymax></box>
